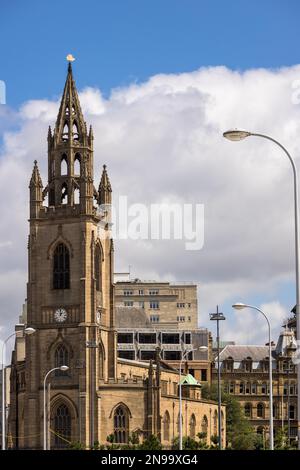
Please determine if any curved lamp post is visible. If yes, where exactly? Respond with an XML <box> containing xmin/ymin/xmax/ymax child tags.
<box><xmin>224</xmin><ymin>129</ymin><xmax>300</xmax><ymax>448</ymax></box>
<box><xmin>233</xmin><ymin>303</ymin><xmax>274</xmax><ymax>450</ymax></box>
<box><xmin>43</xmin><ymin>366</ymin><xmax>69</xmax><ymax>450</ymax></box>
<box><xmin>1</xmin><ymin>327</ymin><xmax>35</xmax><ymax>450</ymax></box>
<box><xmin>179</xmin><ymin>345</ymin><xmax>208</xmax><ymax>450</ymax></box>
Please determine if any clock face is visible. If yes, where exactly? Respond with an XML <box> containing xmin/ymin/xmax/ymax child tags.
<box><xmin>54</xmin><ymin>308</ymin><xmax>67</xmax><ymax>323</ymax></box>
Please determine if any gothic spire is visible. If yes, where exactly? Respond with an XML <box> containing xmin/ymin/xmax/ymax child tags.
<box><xmin>54</xmin><ymin>62</ymin><xmax>86</xmax><ymax>144</ymax></box>
<box><xmin>98</xmin><ymin>164</ymin><xmax>112</xmax><ymax>205</ymax></box>
<box><xmin>30</xmin><ymin>160</ymin><xmax>43</xmax><ymax>188</ymax></box>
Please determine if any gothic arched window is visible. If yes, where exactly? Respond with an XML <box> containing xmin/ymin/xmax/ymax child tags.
<box><xmin>62</xmin><ymin>122</ymin><xmax>69</xmax><ymax>141</ymax></box>
<box><xmin>213</xmin><ymin>410</ymin><xmax>218</xmax><ymax>435</ymax></box>
<box><xmin>54</xmin><ymin>404</ymin><xmax>71</xmax><ymax>448</ymax></box>
<box><xmin>113</xmin><ymin>405</ymin><xmax>129</xmax><ymax>443</ymax></box>
<box><xmin>61</xmin><ymin>154</ymin><xmax>68</xmax><ymax>176</ymax></box>
<box><xmin>74</xmin><ymin>153</ymin><xmax>81</xmax><ymax>175</ymax></box>
<box><xmin>61</xmin><ymin>182</ymin><xmax>68</xmax><ymax>204</ymax></box>
<box><xmin>72</xmin><ymin>121</ymin><xmax>79</xmax><ymax>140</ymax></box>
<box><xmin>95</xmin><ymin>245</ymin><xmax>102</xmax><ymax>291</ymax></box>
<box><xmin>53</xmin><ymin>243</ymin><xmax>70</xmax><ymax>289</ymax></box>
<box><xmin>189</xmin><ymin>414</ymin><xmax>196</xmax><ymax>439</ymax></box>
<box><xmin>54</xmin><ymin>344</ymin><xmax>69</xmax><ymax>376</ymax></box>
<box><xmin>201</xmin><ymin>415</ymin><xmax>208</xmax><ymax>435</ymax></box>
<box><xmin>163</xmin><ymin>411</ymin><xmax>170</xmax><ymax>442</ymax></box>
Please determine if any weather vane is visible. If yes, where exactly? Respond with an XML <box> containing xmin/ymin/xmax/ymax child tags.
<box><xmin>66</xmin><ymin>54</ymin><xmax>75</xmax><ymax>62</ymax></box>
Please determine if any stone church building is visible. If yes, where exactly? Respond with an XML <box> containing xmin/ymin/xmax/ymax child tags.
<box><xmin>8</xmin><ymin>63</ymin><xmax>224</xmax><ymax>449</ymax></box>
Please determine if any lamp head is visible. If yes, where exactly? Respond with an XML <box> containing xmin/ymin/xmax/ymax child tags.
<box><xmin>24</xmin><ymin>327</ymin><xmax>36</xmax><ymax>335</ymax></box>
<box><xmin>223</xmin><ymin>129</ymin><xmax>251</xmax><ymax>141</ymax></box>
<box><xmin>232</xmin><ymin>303</ymin><xmax>247</xmax><ymax>310</ymax></box>
<box><xmin>198</xmin><ymin>346</ymin><xmax>208</xmax><ymax>352</ymax></box>
<box><xmin>60</xmin><ymin>365</ymin><xmax>69</xmax><ymax>371</ymax></box>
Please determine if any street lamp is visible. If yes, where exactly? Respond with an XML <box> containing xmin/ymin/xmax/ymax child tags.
<box><xmin>43</xmin><ymin>366</ymin><xmax>69</xmax><ymax>450</ymax></box>
<box><xmin>1</xmin><ymin>327</ymin><xmax>35</xmax><ymax>450</ymax></box>
<box><xmin>178</xmin><ymin>346</ymin><xmax>208</xmax><ymax>450</ymax></box>
<box><xmin>232</xmin><ymin>303</ymin><xmax>274</xmax><ymax>450</ymax></box>
<box><xmin>210</xmin><ymin>306</ymin><xmax>226</xmax><ymax>449</ymax></box>
<box><xmin>224</xmin><ymin>128</ymin><xmax>300</xmax><ymax>448</ymax></box>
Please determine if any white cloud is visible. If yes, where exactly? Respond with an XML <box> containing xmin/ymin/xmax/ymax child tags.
<box><xmin>1</xmin><ymin>64</ymin><xmax>300</xmax><ymax>342</ymax></box>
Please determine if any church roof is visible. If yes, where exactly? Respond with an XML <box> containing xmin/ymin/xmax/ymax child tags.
<box><xmin>180</xmin><ymin>373</ymin><xmax>201</xmax><ymax>386</ymax></box>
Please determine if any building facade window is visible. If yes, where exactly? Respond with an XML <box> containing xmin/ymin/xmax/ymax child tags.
<box><xmin>150</xmin><ymin>315</ymin><xmax>159</xmax><ymax>323</ymax></box>
<box><xmin>53</xmin><ymin>243</ymin><xmax>70</xmax><ymax>289</ymax></box>
<box><xmin>124</xmin><ymin>301</ymin><xmax>134</xmax><ymax>307</ymax></box>
<box><xmin>244</xmin><ymin>403</ymin><xmax>252</xmax><ymax>418</ymax></box>
<box><xmin>54</xmin><ymin>404</ymin><xmax>71</xmax><ymax>448</ymax></box>
<box><xmin>150</xmin><ymin>301</ymin><xmax>159</xmax><ymax>309</ymax></box>
<box><xmin>123</xmin><ymin>290</ymin><xmax>133</xmax><ymax>296</ymax></box>
<box><xmin>257</xmin><ymin>403</ymin><xmax>265</xmax><ymax>418</ymax></box>
<box><xmin>201</xmin><ymin>415</ymin><xmax>208</xmax><ymax>435</ymax></box>
<box><xmin>95</xmin><ymin>245</ymin><xmax>102</xmax><ymax>291</ymax></box>
<box><xmin>113</xmin><ymin>406</ymin><xmax>129</xmax><ymax>444</ymax></box>
<box><xmin>54</xmin><ymin>344</ymin><xmax>69</xmax><ymax>376</ymax></box>
<box><xmin>189</xmin><ymin>414</ymin><xmax>196</xmax><ymax>439</ymax></box>
<box><xmin>163</xmin><ymin>411</ymin><xmax>170</xmax><ymax>441</ymax></box>
<box><xmin>149</xmin><ymin>289</ymin><xmax>159</xmax><ymax>295</ymax></box>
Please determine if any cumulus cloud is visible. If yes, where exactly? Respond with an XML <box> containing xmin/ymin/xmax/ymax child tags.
<box><xmin>1</xmin><ymin>64</ymin><xmax>300</xmax><ymax>343</ymax></box>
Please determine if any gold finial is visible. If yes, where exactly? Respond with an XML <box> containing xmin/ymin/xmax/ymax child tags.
<box><xmin>66</xmin><ymin>54</ymin><xmax>75</xmax><ymax>62</ymax></box>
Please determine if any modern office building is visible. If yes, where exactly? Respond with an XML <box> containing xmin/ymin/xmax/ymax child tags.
<box><xmin>115</xmin><ymin>280</ymin><xmax>198</xmax><ymax>329</ymax></box>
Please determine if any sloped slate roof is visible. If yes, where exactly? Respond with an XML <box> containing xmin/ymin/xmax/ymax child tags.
<box><xmin>218</xmin><ymin>344</ymin><xmax>275</xmax><ymax>361</ymax></box>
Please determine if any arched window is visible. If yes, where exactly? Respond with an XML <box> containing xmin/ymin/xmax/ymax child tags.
<box><xmin>257</xmin><ymin>403</ymin><xmax>265</xmax><ymax>418</ymax></box>
<box><xmin>72</xmin><ymin>121</ymin><xmax>79</xmax><ymax>140</ymax></box>
<box><xmin>74</xmin><ymin>154</ymin><xmax>81</xmax><ymax>175</ymax></box>
<box><xmin>213</xmin><ymin>410</ymin><xmax>218</xmax><ymax>435</ymax></box>
<box><xmin>61</xmin><ymin>154</ymin><xmax>68</xmax><ymax>175</ymax></box>
<box><xmin>95</xmin><ymin>245</ymin><xmax>102</xmax><ymax>291</ymax></box>
<box><xmin>189</xmin><ymin>414</ymin><xmax>196</xmax><ymax>439</ymax></box>
<box><xmin>163</xmin><ymin>411</ymin><xmax>170</xmax><ymax>442</ymax></box>
<box><xmin>74</xmin><ymin>187</ymin><xmax>80</xmax><ymax>205</ymax></box>
<box><xmin>245</xmin><ymin>382</ymin><xmax>251</xmax><ymax>394</ymax></box>
<box><xmin>244</xmin><ymin>403</ymin><xmax>252</xmax><ymax>418</ymax></box>
<box><xmin>61</xmin><ymin>182</ymin><xmax>68</xmax><ymax>204</ymax></box>
<box><xmin>176</xmin><ymin>413</ymin><xmax>182</xmax><ymax>434</ymax></box>
<box><xmin>113</xmin><ymin>405</ymin><xmax>129</xmax><ymax>443</ymax></box>
<box><xmin>201</xmin><ymin>415</ymin><xmax>208</xmax><ymax>435</ymax></box>
<box><xmin>251</xmin><ymin>382</ymin><xmax>257</xmax><ymax>394</ymax></box>
<box><xmin>55</xmin><ymin>344</ymin><xmax>69</xmax><ymax>376</ymax></box>
<box><xmin>54</xmin><ymin>404</ymin><xmax>71</xmax><ymax>448</ymax></box>
<box><xmin>239</xmin><ymin>382</ymin><xmax>245</xmax><ymax>394</ymax></box>
<box><xmin>62</xmin><ymin>122</ymin><xmax>69</xmax><ymax>141</ymax></box>
<box><xmin>261</xmin><ymin>382</ymin><xmax>267</xmax><ymax>394</ymax></box>
<box><xmin>53</xmin><ymin>243</ymin><xmax>70</xmax><ymax>289</ymax></box>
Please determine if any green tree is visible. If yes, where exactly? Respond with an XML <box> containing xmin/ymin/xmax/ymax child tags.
<box><xmin>202</xmin><ymin>384</ymin><xmax>257</xmax><ymax>450</ymax></box>
<box><xmin>138</xmin><ymin>434</ymin><xmax>163</xmax><ymax>450</ymax></box>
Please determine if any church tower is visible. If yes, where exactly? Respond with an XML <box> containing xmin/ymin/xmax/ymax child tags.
<box><xmin>23</xmin><ymin>63</ymin><xmax>116</xmax><ymax>449</ymax></box>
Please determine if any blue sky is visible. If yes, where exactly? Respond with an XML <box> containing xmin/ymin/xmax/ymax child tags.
<box><xmin>1</xmin><ymin>0</ymin><xmax>300</xmax><ymax>107</ymax></box>
<box><xmin>1</xmin><ymin>1</ymin><xmax>300</xmax><ymax>344</ymax></box>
